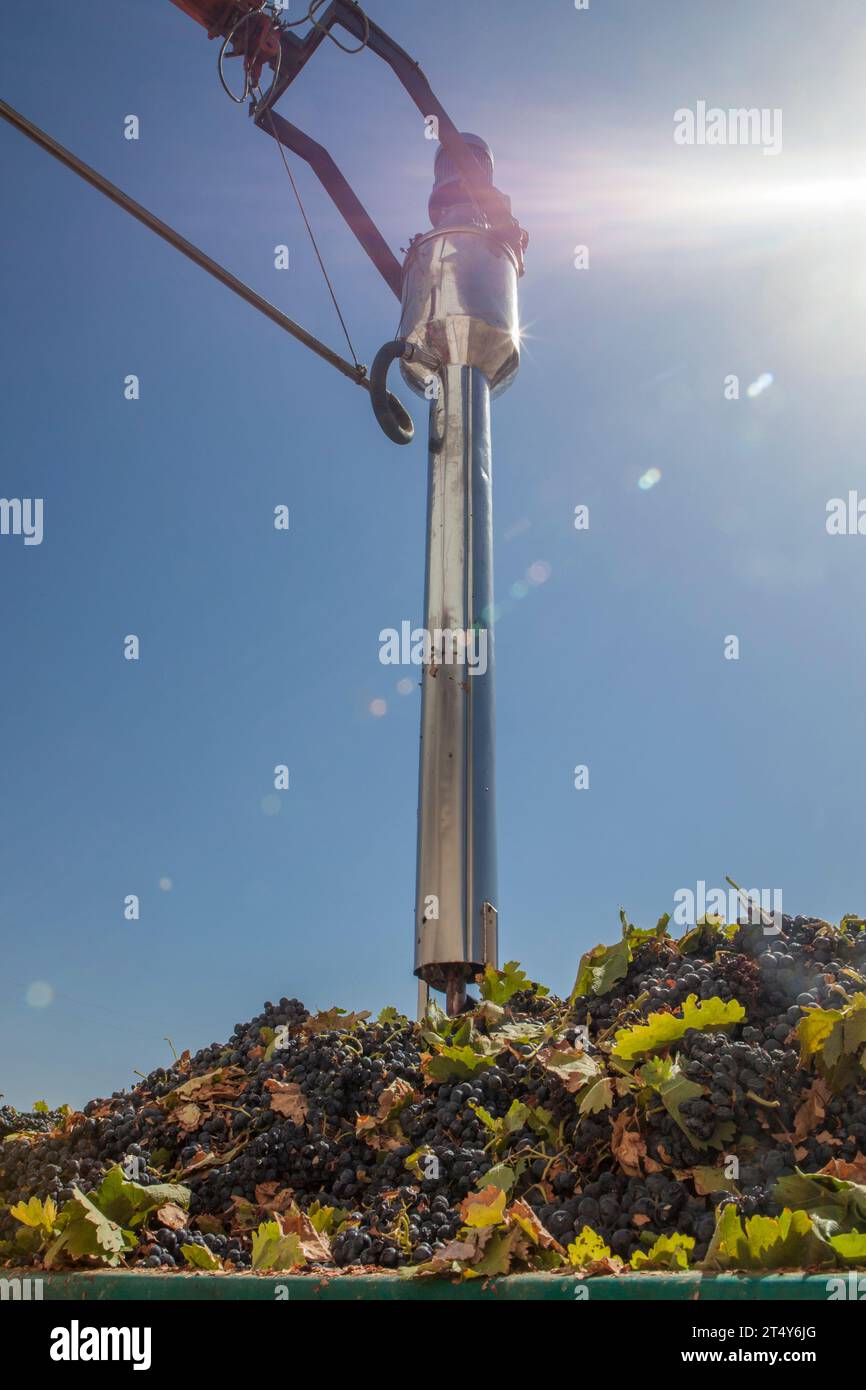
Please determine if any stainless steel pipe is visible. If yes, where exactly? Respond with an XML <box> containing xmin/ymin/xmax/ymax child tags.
<box><xmin>398</xmin><ymin>138</ymin><xmax>521</xmax><ymax>1010</ymax></box>
<box><xmin>413</xmin><ymin>363</ymin><xmax>498</xmax><ymax>1001</ymax></box>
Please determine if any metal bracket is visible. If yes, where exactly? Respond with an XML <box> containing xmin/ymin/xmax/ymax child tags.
<box><xmin>255</xmin><ymin>107</ymin><xmax>403</xmax><ymax>300</ymax></box>
<box><xmin>252</xmin><ymin>1</ymin><xmax>526</xmax><ymax>291</ymax></box>
<box><xmin>169</xmin><ymin>2</ymin><xmax>526</xmax><ymax>292</ymax></box>
<box><xmin>481</xmin><ymin>901</ymin><xmax>498</xmax><ymax>969</ymax></box>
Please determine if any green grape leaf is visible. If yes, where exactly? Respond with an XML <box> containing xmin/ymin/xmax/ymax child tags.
<box><xmin>88</xmin><ymin>1166</ymin><xmax>190</xmax><ymax>1229</ymax></box>
<box><xmin>567</xmin><ymin>1226</ymin><xmax>612</xmax><ymax>1267</ymax></box>
<box><xmin>579</xmin><ymin>1077</ymin><xmax>616</xmax><ymax>1116</ymax></box>
<box><xmin>704</xmin><ymin>1204</ymin><xmax>835</xmax><ymax>1271</ymax></box>
<box><xmin>9</xmin><ymin>1195</ymin><xmax>58</xmax><ymax>1233</ymax></box>
<box><xmin>774</xmin><ymin>1170</ymin><xmax>866</xmax><ymax>1230</ymax></box>
<box><xmin>797</xmin><ymin>994</ymin><xmax>866</xmax><ymax>1091</ymax></box>
<box><xmin>480</xmin><ymin>960</ymin><xmax>546</xmax><ymax>1007</ymax></box>
<box><xmin>421</xmin><ymin>1044</ymin><xmax>496</xmax><ymax>1083</ymax></box>
<box><xmin>44</xmin><ymin>1188</ymin><xmax>135</xmax><ymax>1268</ymax></box>
<box><xmin>828</xmin><ymin>1231</ymin><xmax>866</xmax><ymax>1262</ymax></box>
<box><xmin>631</xmin><ymin>1231</ymin><xmax>694</xmax><ymax>1270</ymax></box>
<box><xmin>570</xmin><ymin>912</ymin><xmax>670</xmax><ymax>1004</ymax></box>
<box><xmin>613</xmin><ymin>995</ymin><xmax>745</xmax><ymax>1064</ymax></box>
<box><xmin>250</xmin><ymin>1220</ymin><xmax>306</xmax><ymax>1272</ymax></box>
<box><xmin>539</xmin><ymin>1045</ymin><xmax>600</xmax><ymax>1093</ymax></box>
<box><xmin>460</xmin><ymin>1185</ymin><xmax>508</xmax><ymax>1230</ymax></box>
<box><xmin>181</xmin><ymin>1242</ymin><xmax>222</xmax><ymax>1270</ymax></box>
<box><xmin>478</xmin><ymin>1162</ymin><xmax>523</xmax><ymax>1195</ymax></box>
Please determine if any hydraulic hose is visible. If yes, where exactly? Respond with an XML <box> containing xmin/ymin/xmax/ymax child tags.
<box><xmin>369</xmin><ymin>339</ymin><xmax>415</xmax><ymax>445</ymax></box>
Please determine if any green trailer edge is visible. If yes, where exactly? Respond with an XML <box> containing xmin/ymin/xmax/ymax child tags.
<box><xmin>4</xmin><ymin>1269</ymin><xmax>851</xmax><ymax>1301</ymax></box>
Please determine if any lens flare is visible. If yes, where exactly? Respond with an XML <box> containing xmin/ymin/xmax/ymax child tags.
<box><xmin>638</xmin><ymin>468</ymin><xmax>662</xmax><ymax>490</ymax></box>
<box><xmin>369</xmin><ymin>698</ymin><xmax>387</xmax><ymax>717</ymax></box>
<box><xmin>747</xmin><ymin>372</ymin><xmax>774</xmax><ymax>398</ymax></box>
<box><xmin>26</xmin><ymin>981</ymin><xmax>54</xmax><ymax>1008</ymax></box>
<box><xmin>527</xmin><ymin>560</ymin><xmax>551</xmax><ymax>586</ymax></box>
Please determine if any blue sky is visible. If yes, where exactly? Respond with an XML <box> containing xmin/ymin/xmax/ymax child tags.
<box><xmin>2</xmin><ymin>0</ymin><xmax>866</xmax><ymax>1108</ymax></box>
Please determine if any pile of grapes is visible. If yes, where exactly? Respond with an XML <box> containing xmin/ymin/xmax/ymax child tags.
<box><xmin>4</xmin><ymin>909</ymin><xmax>866</xmax><ymax>1277</ymax></box>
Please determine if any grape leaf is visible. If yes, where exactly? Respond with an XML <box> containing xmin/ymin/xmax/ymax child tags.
<box><xmin>612</xmin><ymin>995</ymin><xmax>745</xmax><ymax>1063</ymax></box>
<box><xmin>264</xmin><ymin>1079</ymin><xmax>308</xmax><ymax>1124</ymax></box>
<box><xmin>9</xmin><ymin>1195</ymin><xmax>58</xmax><ymax>1233</ymax></box>
<box><xmin>478</xmin><ymin>1161</ymin><xmax>523</xmax><ymax>1195</ymax></box>
<box><xmin>509</xmin><ymin>1199</ymin><xmax>562</xmax><ymax>1250</ymax></box>
<box><xmin>489</xmin><ymin>1020</ymin><xmax>550</xmax><ymax>1045</ymax></box>
<box><xmin>162</xmin><ymin>1066</ymin><xmax>245</xmax><ymax>1106</ymax></box>
<box><xmin>421</xmin><ymin>1045</ymin><xmax>496</xmax><ymax>1083</ymax></box>
<box><xmin>480</xmin><ymin>961</ymin><xmax>533</xmax><ymax>1006</ymax></box>
<box><xmin>539</xmin><ymin>1045</ymin><xmax>600</xmax><ymax>1093</ymax></box>
<box><xmin>306</xmin><ymin>1201</ymin><xmax>352</xmax><ymax>1237</ymax></box>
<box><xmin>570</xmin><ymin>939</ymin><xmax>631</xmax><ymax>1003</ymax></box>
<box><xmin>579</xmin><ymin>1077</ymin><xmax>616</xmax><ymax>1116</ymax></box>
<box><xmin>570</xmin><ymin>912</ymin><xmax>670</xmax><ymax>1004</ymax></box>
<box><xmin>677</xmin><ymin>915</ymin><xmax>736</xmax><ymax>956</ymax></box>
<box><xmin>418</xmin><ymin>998</ymin><xmax>461</xmax><ymax>1046</ymax></box>
<box><xmin>797</xmin><ymin>994</ymin><xmax>866</xmax><ymax>1092</ymax></box>
<box><xmin>87</xmin><ymin>1166</ymin><xmax>191</xmax><ymax>1229</ymax></box>
<box><xmin>639</xmin><ymin>1057</ymin><xmax>706</xmax><ymax>1145</ymax></box>
<box><xmin>774</xmin><ymin>1170</ymin><xmax>866</xmax><ymax>1230</ymax></box>
<box><xmin>704</xmin><ymin>1204</ymin><xmax>835</xmax><ymax>1271</ymax></box>
<box><xmin>471</xmin><ymin>1227</ymin><xmax>521</xmax><ymax>1277</ymax></box>
<box><xmin>567</xmin><ymin>1226</ymin><xmax>612</xmax><ymax>1267</ymax></box>
<box><xmin>44</xmin><ymin>1187</ymin><xmax>135</xmax><ymax>1268</ymax></box>
<box><xmin>301</xmin><ymin>1008</ymin><xmax>371</xmax><ymax>1036</ymax></box>
<box><xmin>692</xmin><ymin>1165</ymin><xmax>737</xmax><ymax>1196</ymax></box>
<box><xmin>181</xmin><ymin>1242</ymin><xmax>222</xmax><ymax>1270</ymax></box>
<box><xmin>468</xmin><ymin>1099</ymin><xmax>539</xmax><ymax>1152</ymax></box>
<box><xmin>250</xmin><ymin>1220</ymin><xmax>306</xmax><ymax>1271</ymax></box>
<box><xmin>828</xmin><ymin>1231</ymin><xmax>866</xmax><ymax>1262</ymax></box>
<box><xmin>192</xmin><ymin>1213</ymin><xmax>223</xmax><ymax>1236</ymax></box>
<box><xmin>631</xmin><ymin>1231</ymin><xmax>694</xmax><ymax>1270</ymax></box>
<box><xmin>376</xmin><ymin>1006</ymin><xmax>411</xmax><ymax>1028</ymax></box>
<box><xmin>611</xmin><ymin>1109</ymin><xmax>646</xmax><ymax>1177</ymax></box>
<box><xmin>460</xmin><ymin>1185</ymin><xmax>508</xmax><ymax>1230</ymax></box>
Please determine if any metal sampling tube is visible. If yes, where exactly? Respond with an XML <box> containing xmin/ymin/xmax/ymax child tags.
<box><xmin>398</xmin><ymin>136</ymin><xmax>521</xmax><ymax>1011</ymax></box>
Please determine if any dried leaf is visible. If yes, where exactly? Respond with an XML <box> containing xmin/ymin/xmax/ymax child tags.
<box><xmin>792</xmin><ymin>1078</ymin><xmax>830</xmax><ymax>1143</ymax></box>
<box><xmin>820</xmin><ymin>1154</ymin><xmax>866</xmax><ymax>1183</ymax></box>
<box><xmin>508</xmin><ymin>1199</ymin><xmax>562</xmax><ymax>1251</ymax></box>
<box><xmin>264</xmin><ymin>1079</ymin><xmax>308</xmax><ymax>1124</ymax></box>
<box><xmin>175</xmin><ymin>1103</ymin><xmax>204</xmax><ymax>1133</ymax></box>
<box><xmin>278</xmin><ymin>1204</ymin><xmax>332</xmax><ymax>1263</ymax></box>
<box><xmin>155</xmin><ymin>1203</ymin><xmax>188</xmax><ymax>1231</ymax></box>
<box><xmin>611</xmin><ymin>1109</ymin><xmax>645</xmax><ymax>1177</ymax></box>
